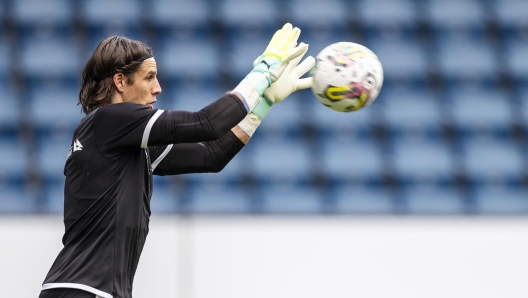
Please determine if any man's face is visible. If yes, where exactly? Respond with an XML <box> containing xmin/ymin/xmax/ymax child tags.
<box><xmin>122</xmin><ymin>57</ymin><xmax>162</xmax><ymax>109</ymax></box>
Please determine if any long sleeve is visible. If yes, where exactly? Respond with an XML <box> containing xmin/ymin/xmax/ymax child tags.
<box><xmin>150</xmin><ymin>130</ymin><xmax>245</xmax><ymax>176</ymax></box>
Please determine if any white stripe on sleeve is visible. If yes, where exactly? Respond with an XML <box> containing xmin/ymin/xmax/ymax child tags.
<box><xmin>151</xmin><ymin>144</ymin><xmax>173</xmax><ymax>172</ymax></box>
<box><xmin>141</xmin><ymin>109</ymin><xmax>164</xmax><ymax>148</ymax></box>
<box><xmin>42</xmin><ymin>283</ymin><xmax>112</xmax><ymax>298</ymax></box>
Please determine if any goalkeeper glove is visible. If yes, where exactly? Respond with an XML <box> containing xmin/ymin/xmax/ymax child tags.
<box><xmin>232</xmin><ymin>23</ymin><xmax>308</xmax><ymax>112</ymax></box>
<box><xmin>237</xmin><ymin>50</ymin><xmax>315</xmax><ymax>137</ymax></box>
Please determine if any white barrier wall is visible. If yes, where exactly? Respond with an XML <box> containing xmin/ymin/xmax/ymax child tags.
<box><xmin>1</xmin><ymin>216</ymin><xmax>528</xmax><ymax>298</ymax></box>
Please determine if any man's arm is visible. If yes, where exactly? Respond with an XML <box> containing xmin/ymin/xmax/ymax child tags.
<box><xmin>151</xmin><ymin>129</ymin><xmax>245</xmax><ymax>176</ymax></box>
<box><xmin>147</xmin><ymin>94</ymin><xmax>248</xmax><ymax>146</ymax></box>
<box><xmin>231</xmin><ymin>125</ymin><xmax>250</xmax><ymax>145</ymax></box>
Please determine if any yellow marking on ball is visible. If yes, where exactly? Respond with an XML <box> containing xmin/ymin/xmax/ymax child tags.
<box><xmin>325</xmin><ymin>86</ymin><xmax>350</xmax><ymax>101</ymax></box>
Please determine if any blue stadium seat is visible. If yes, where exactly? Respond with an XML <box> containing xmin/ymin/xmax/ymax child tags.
<box><xmin>449</xmin><ymin>86</ymin><xmax>512</xmax><ymax>134</ymax></box>
<box><xmin>312</xmin><ymin>96</ymin><xmax>378</xmax><ymax>136</ymax></box>
<box><xmin>257</xmin><ymin>93</ymin><xmax>305</xmax><ymax>137</ymax></box>
<box><xmin>474</xmin><ymin>185</ymin><xmax>528</xmax><ymax>214</ymax></box>
<box><xmin>437</xmin><ymin>39</ymin><xmax>497</xmax><ymax>82</ymax></box>
<box><xmin>219</xmin><ymin>0</ymin><xmax>279</xmax><ymax>39</ymax></box>
<box><xmin>519</xmin><ymin>86</ymin><xmax>528</xmax><ymax>126</ymax></box>
<box><xmin>28</xmin><ymin>83</ymin><xmax>83</xmax><ymax>133</ymax></box>
<box><xmin>404</xmin><ymin>184</ymin><xmax>465</xmax><ymax>214</ymax></box>
<box><xmin>0</xmin><ymin>81</ymin><xmax>20</xmax><ymax>132</ymax></box>
<box><xmin>0</xmin><ymin>184</ymin><xmax>36</xmax><ymax>214</ymax></box>
<box><xmin>168</xmin><ymin>82</ymin><xmax>226</xmax><ymax>112</ymax></box>
<box><xmin>186</xmin><ymin>181</ymin><xmax>252</xmax><ymax>214</ymax></box>
<box><xmin>0</xmin><ymin>36</ymin><xmax>9</xmax><ymax>78</ymax></box>
<box><xmin>227</xmin><ymin>36</ymin><xmax>269</xmax><ymax>81</ymax></box>
<box><xmin>495</xmin><ymin>0</ymin><xmax>528</xmax><ymax>31</ymax></box>
<box><xmin>151</xmin><ymin>0</ymin><xmax>209</xmax><ymax>38</ymax></box>
<box><xmin>504</xmin><ymin>38</ymin><xmax>528</xmax><ymax>80</ymax></box>
<box><xmin>157</xmin><ymin>39</ymin><xmax>219</xmax><ymax>83</ymax></box>
<box><xmin>37</xmin><ymin>134</ymin><xmax>71</xmax><ymax>180</ymax></box>
<box><xmin>358</xmin><ymin>0</ymin><xmax>417</xmax><ymax>34</ymax></box>
<box><xmin>251</xmin><ymin>137</ymin><xmax>312</xmax><ymax>183</ymax></box>
<box><xmin>0</xmin><ymin>137</ymin><xmax>28</xmax><ymax>181</ymax></box>
<box><xmin>333</xmin><ymin>184</ymin><xmax>394</xmax><ymax>214</ymax></box>
<box><xmin>81</xmin><ymin>0</ymin><xmax>143</xmax><ymax>50</ymax></box>
<box><xmin>288</xmin><ymin>0</ymin><xmax>347</xmax><ymax>37</ymax></box>
<box><xmin>258</xmin><ymin>182</ymin><xmax>323</xmax><ymax>214</ymax></box>
<box><xmin>368</xmin><ymin>37</ymin><xmax>428</xmax><ymax>82</ymax></box>
<box><xmin>43</xmin><ymin>180</ymin><xmax>64</xmax><ymax>214</ymax></box>
<box><xmin>183</xmin><ymin>150</ymin><xmax>250</xmax><ymax>186</ymax></box>
<box><xmin>426</xmin><ymin>0</ymin><xmax>486</xmax><ymax>32</ymax></box>
<box><xmin>13</xmin><ymin>0</ymin><xmax>73</xmax><ymax>29</ymax></box>
<box><xmin>300</xmin><ymin>33</ymin><xmax>351</xmax><ymax>64</ymax></box>
<box><xmin>321</xmin><ymin>136</ymin><xmax>384</xmax><ymax>183</ymax></box>
<box><xmin>81</xmin><ymin>0</ymin><xmax>141</xmax><ymax>28</ymax></box>
<box><xmin>381</xmin><ymin>85</ymin><xmax>442</xmax><ymax>135</ymax></box>
<box><xmin>217</xmin><ymin>152</ymin><xmax>249</xmax><ymax>183</ymax></box>
<box><xmin>150</xmin><ymin>180</ymin><xmax>181</xmax><ymax>213</ymax></box>
<box><xmin>21</xmin><ymin>36</ymin><xmax>82</xmax><ymax>80</ymax></box>
<box><xmin>391</xmin><ymin>137</ymin><xmax>453</xmax><ymax>183</ymax></box>
<box><xmin>462</xmin><ymin>137</ymin><xmax>524</xmax><ymax>183</ymax></box>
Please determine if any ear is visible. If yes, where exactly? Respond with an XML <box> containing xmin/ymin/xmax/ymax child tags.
<box><xmin>113</xmin><ymin>73</ymin><xmax>125</xmax><ymax>92</ymax></box>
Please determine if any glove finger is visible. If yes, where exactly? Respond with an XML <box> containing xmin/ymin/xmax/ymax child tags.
<box><xmin>276</xmin><ymin>23</ymin><xmax>293</xmax><ymax>49</ymax></box>
<box><xmin>296</xmin><ymin>77</ymin><xmax>313</xmax><ymax>90</ymax></box>
<box><xmin>284</xmin><ymin>42</ymin><xmax>309</xmax><ymax>65</ymax></box>
<box><xmin>283</xmin><ymin>27</ymin><xmax>301</xmax><ymax>51</ymax></box>
<box><xmin>294</xmin><ymin>55</ymin><xmax>316</xmax><ymax>77</ymax></box>
<box><xmin>269</xmin><ymin>42</ymin><xmax>308</xmax><ymax>82</ymax></box>
<box><xmin>285</xmin><ymin>43</ymin><xmax>308</xmax><ymax>71</ymax></box>
<box><xmin>267</xmin><ymin>23</ymin><xmax>290</xmax><ymax>51</ymax></box>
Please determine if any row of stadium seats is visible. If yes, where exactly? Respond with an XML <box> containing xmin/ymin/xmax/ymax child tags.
<box><xmin>1</xmin><ymin>0</ymin><xmax>528</xmax><ymax>214</ymax></box>
<box><xmin>2</xmin><ymin>28</ymin><xmax>528</xmax><ymax>78</ymax></box>
<box><xmin>1</xmin><ymin>0</ymin><xmax>527</xmax><ymax>30</ymax></box>
<box><xmin>2</xmin><ymin>179</ymin><xmax>527</xmax><ymax>215</ymax></box>
<box><xmin>3</xmin><ymin>131</ymin><xmax>524</xmax><ymax>185</ymax></box>
<box><xmin>2</xmin><ymin>78</ymin><xmax>528</xmax><ymax>136</ymax></box>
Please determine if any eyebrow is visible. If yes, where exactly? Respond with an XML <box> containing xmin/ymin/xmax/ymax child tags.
<box><xmin>146</xmin><ymin>70</ymin><xmax>157</xmax><ymax>76</ymax></box>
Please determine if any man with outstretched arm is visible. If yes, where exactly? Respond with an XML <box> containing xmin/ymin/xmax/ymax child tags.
<box><xmin>39</xmin><ymin>23</ymin><xmax>315</xmax><ymax>298</ymax></box>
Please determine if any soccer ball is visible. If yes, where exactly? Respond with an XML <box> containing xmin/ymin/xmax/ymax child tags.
<box><xmin>310</xmin><ymin>42</ymin><xmax>383</xmax><ymax>112</ymax></box>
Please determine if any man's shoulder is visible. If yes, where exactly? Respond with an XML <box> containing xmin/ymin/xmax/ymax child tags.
<box><xmin>94</xmin><ymin>102</ymin><xmax>152</xmax><ymax>121</ymax></box>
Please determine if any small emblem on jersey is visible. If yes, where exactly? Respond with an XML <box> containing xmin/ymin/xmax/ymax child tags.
<box><xmin>67</xmin><ymin>139</ymin><xmax>83</xmax><ymax>160</ymax></box>
<box><xmin>73</xmin><ymin>139</ymin><xmax>83</xmax><ymax>152</ymax></box>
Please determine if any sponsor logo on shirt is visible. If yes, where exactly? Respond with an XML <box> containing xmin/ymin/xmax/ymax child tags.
<box><xmin>67</xmin><ymin>139</ymin><xmax>83</xmax><ymax>160</ymax></box>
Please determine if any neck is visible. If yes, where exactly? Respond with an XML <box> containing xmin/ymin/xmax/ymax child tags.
<box><xmin>110</xmin><ymin>93</ymin><xmax>124</xmax><ymax>105</ymax></box>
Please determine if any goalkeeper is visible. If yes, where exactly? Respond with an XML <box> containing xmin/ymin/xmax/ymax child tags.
<box><xmin>39</xmin><ymin>23</ymin><xmax>315</xmax><ymax>298</ymax></box>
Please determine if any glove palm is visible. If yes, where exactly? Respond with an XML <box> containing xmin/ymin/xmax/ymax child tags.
<box><xmin>251</xmin><ymin>52</ymin><xmax>315</xmax><ymax>119</ymax></box>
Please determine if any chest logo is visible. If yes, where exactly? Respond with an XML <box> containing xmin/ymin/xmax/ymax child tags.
<box><xmin>73</xmin><ymin>139</ymin><xmax>83</xmax><ymax>152</ymax></box>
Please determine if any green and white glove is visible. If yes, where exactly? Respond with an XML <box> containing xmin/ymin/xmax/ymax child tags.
<box><xmin>237</xmin><ymin>50</ymin><xmax>316</xmax><ymax>137</ymax></box>
<box><xmin>252</xmin><ymin>23</ymin><xmax>306</xmax><ymax>84</ymax></box>
<box><xmin>252</xmin><ymin>51</ymin><xmax>315</xmax><ymax>119</ymax></box>
<box><xmin>232</xmin><ymin>23</ymin><xmax>309</xmax><ymax>112</ymax></box>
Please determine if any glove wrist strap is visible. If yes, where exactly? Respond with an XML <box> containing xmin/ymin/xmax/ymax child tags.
<box><xmin>252</xmin><ymin>96</ymin><xmax>273</xmax><ymax>120</ymax></box>
<box><xmin>232</xmin><ymin>66</ymin><xmax>274</xmax><ymax>112</ymax></box>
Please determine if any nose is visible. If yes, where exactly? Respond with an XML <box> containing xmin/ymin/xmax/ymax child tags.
<box><xmin>153</xmin><ymin>78</ymin><xmax>162</xmax><ymax>95</ymax></box>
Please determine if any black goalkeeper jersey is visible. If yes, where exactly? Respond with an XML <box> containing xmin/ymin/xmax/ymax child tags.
<box><xmin>41</xmin><ymin>95</ymin><xmax>246</xmax><ymax>298</ymax></box>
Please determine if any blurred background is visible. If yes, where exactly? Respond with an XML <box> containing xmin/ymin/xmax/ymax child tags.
<box><xmin>1</xmin><ymin>0</ymin><xmax>528</xmax><ymax>297</ymax></box>
<box><xmin>0</xmin><ymin>0</ymin><xmax>528</xmax><ymax>214</ymax></box>
<box><xmin>1</xmin><ymin>0</ymin><xmax>528</xmax><ymax>215</ymax></box>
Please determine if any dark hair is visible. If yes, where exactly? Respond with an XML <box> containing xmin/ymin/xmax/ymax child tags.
<box><xmin>79</xmin><ymin>36</ymin><xmax>153</xmax><ymax>114</ymax></box>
